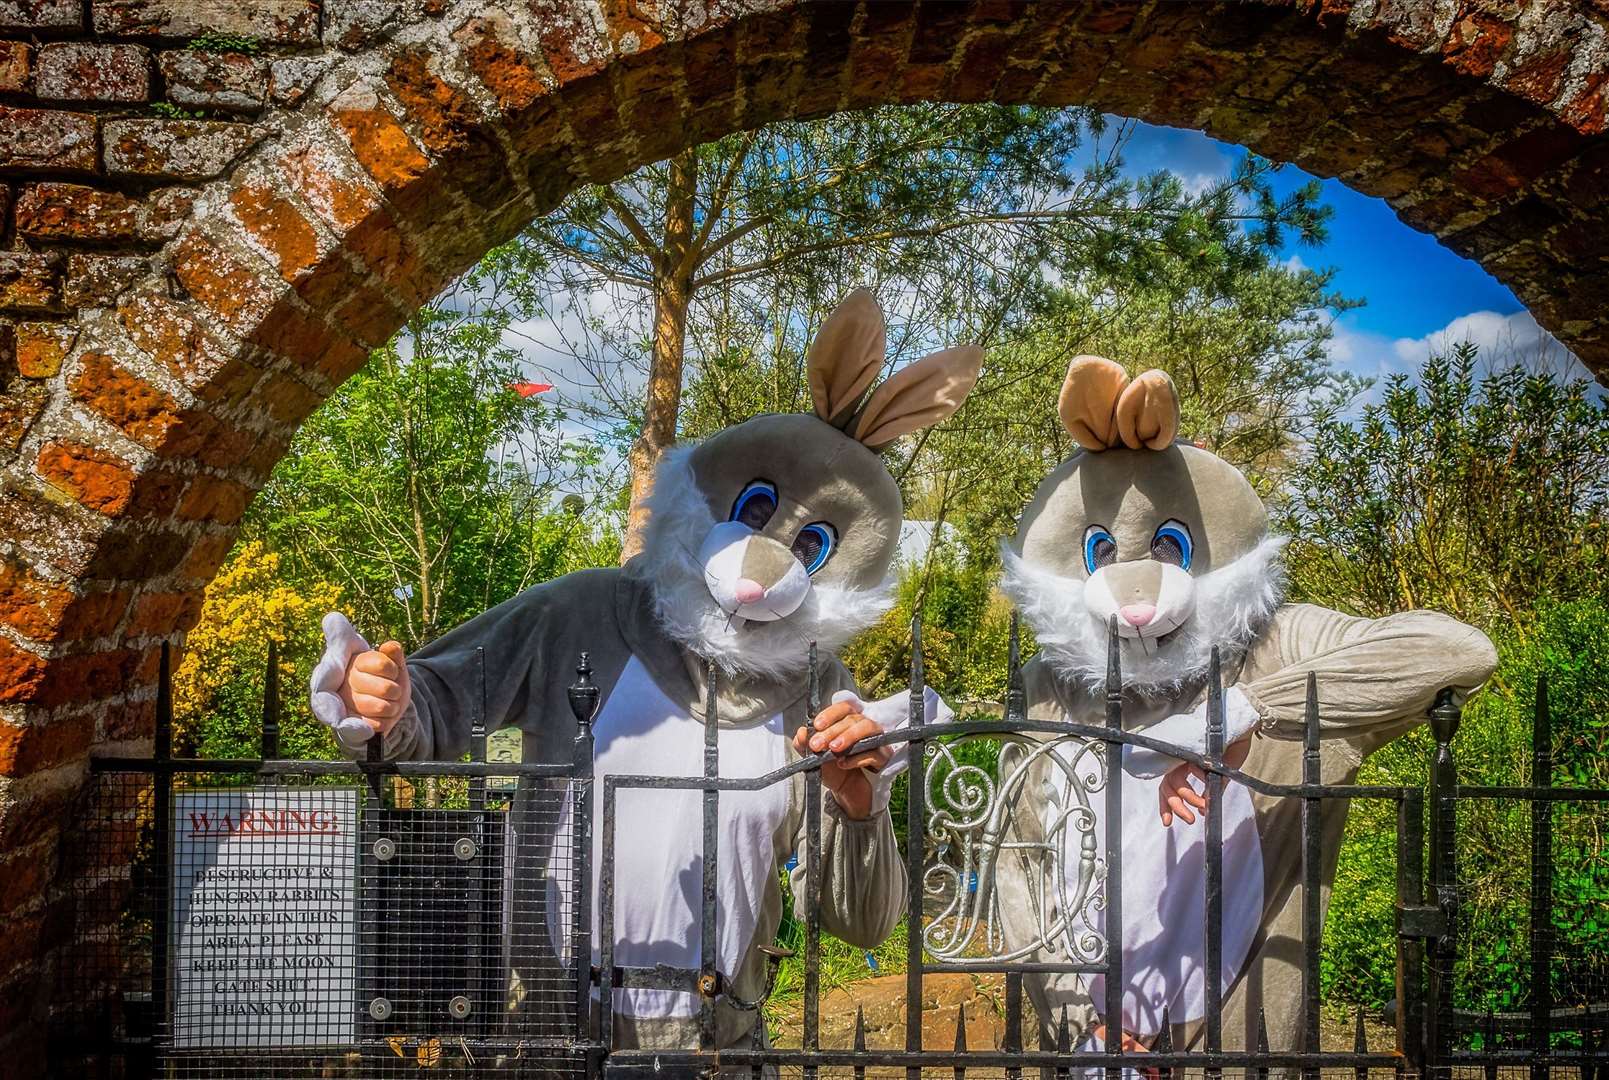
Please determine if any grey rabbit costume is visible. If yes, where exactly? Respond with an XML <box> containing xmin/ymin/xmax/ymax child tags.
<box><xmin>991</xmin><ymin>356</ymin><xmax>1498</xmax><ymax>1062</ymax></box>
<box><xmin>310</xmin><ymin>290</ymin><xmax>982</xmax><ymax>1050</ymax></box>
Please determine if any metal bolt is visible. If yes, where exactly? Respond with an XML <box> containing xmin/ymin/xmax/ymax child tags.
<box><xmin>453</xmin><ymin>837</ymin><xmax>477</xmax><ymax>861</ymax></box>
<box><xmin>448</xmin><ymin>995</ymin><xmax>472</xmax><ymax>1020</ymax></box>
<box><xmin>698</xmin><ymin>972</ymin><xmax>718</xmax><ymax>997</ymax></box>
<box><xmin>372</xmin><ymin>837</ymin><xmax>396</xmax><ymax>862</ymax></box>
<box><xmin>369</xmin><ymin>997</ymin><xmax>392</xmax><ymax>1021</ymax></box>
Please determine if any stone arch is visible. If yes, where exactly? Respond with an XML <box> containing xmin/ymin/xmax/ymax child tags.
<box><xmin>1</xmin><ymin>0</ymin><xmax>1607</xmax><ymax>1065</ymax></box>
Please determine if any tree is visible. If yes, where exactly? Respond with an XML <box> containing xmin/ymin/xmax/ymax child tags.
<box><xmin>519</xmin><ymin>105</ymin><xmax>1331</xmax><ymax>556</ymax></box>
<box><xmin>173</xmin><ymin>540</ymin><xmax>341</xmax><ymax>759</ymax></box>
<box><xmin>245</xmin><ymin>287</ymin><xmax>617</xmax><ymax>649</ymax></box>
<box><xmin>1279</xmin><ymin>344</ymin><xmax>1609</xmax><ymax>633</ymax></box>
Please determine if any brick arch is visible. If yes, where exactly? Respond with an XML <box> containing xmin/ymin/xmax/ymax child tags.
<box><xmin>2</xmin><ymin>0</ymin><xmax>1607</xmax><ymax>1066</ymax></box>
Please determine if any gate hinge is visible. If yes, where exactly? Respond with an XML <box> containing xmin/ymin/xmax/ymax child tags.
<box><xmin>1397</xmin><ymin>903</ymin><xmax>1447</xmax><ymax>939</ymax></box>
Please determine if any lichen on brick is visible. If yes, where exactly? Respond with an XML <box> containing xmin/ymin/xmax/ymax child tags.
<box><xmin>103</xmin><ymin>118</ymin><xmax>261</xmax><ymax>181</ymax></box>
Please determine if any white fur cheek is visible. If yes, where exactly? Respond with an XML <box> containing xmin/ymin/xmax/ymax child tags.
<box><xmin>1082</xmin><ymin>571</ymin><xmax>1120</xmax><ymax>631</ymax></box>
<box><xmin>699</xmin><ymin>521</ymin><xmax>752</xmax><ymax>613</ymax></box>
<box><xmin>1150</xmin><ymin>564</ymin><xmax>1196</xmax><ymax>637</ymax></box>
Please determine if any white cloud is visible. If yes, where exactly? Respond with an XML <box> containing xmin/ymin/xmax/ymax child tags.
<box><xmin>1281</xmin><ymin>253</ymin><xmax>1308</xmax><ymax>275</ymax></box>
<box><xmin>1386</xmin><ymin>309</ymin><xmax>1590</xmax><ymax>382</ymax></box>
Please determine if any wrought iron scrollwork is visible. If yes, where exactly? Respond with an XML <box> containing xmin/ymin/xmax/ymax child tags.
<box><xmin>921</xmin><ymin>732</ymin><xmax>1110</xmax><ymax>965</ymax></box>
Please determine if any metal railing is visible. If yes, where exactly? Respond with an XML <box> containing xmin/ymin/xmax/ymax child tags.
<box><xmin>54</xmin><ymin>618</ymin><xmax>1609</xmax><ymax>1080</ymax></box>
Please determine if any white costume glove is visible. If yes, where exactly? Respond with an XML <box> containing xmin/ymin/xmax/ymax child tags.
<box><xmin>309</xmin><ymin>611</ymin><xmax>383</xmax><ymax>752</ymax></box>
<box><xmin>1122</xmin><ymin>685</ymin><xmax>1261</xmax><ymax>779</ymax></box>
<box><xmin>826</xmin><ymin>685</ymin><xmax>954</xmax><ymax>815</ymax></box>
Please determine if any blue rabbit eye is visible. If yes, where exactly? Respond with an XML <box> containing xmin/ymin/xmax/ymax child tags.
<box><xmin>792</xmin><ymin>523</ymin><xmax>836</xmax><ymax>575</ymax></box>
<box><xmin>1151</xmin><ymin>519</ymin><xmax>1193</xmax><ymax>570</ymax></box>
<box><xmin>1083</xmin><ymin>526</ymin><xmax>1116</xmax><ymax>575</ymax></box>
<box><xmin>730</xmin><ymin>480</ymin><xmax>777</xmax><ymax>530</ymax></box>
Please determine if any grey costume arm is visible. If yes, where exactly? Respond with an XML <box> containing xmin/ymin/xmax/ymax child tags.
<box><xmin>788</xmin><ymin>793</ymin><xmax>907</xmax><ymax>950</ymax></box>
<box><xmin>380</xmin><ymin>585</ymin><xmax>550</xmax><ymax>761</ymax></box>
<box><xmin>1240</xmin><ymin>604</ymin><xmax>1497</xmax><ymax>740</ymax></box>
<box><xmin>785</xmin><ymin>665</ymin><xmax>908</xmax><ymax>950</ymax></box>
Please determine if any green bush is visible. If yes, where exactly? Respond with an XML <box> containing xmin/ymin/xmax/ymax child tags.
<box><xmin>1323</xmin><ymin>598</ymin><xmax>1609</xmax><ymax>1013</ymax></box>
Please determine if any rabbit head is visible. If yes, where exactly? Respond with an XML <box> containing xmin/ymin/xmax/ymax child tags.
<box><xmin>1000</xmin><ymin>356</ymin><xmax>1286</xmax><ymax>697</ymax></box>
<box><xmin>638</xmin><ymin>288</ymin><xmax>983</xmax><ymax>679</ymax></box>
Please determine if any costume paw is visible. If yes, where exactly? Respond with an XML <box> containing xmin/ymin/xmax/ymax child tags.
<box><xmin>310</xmin><ymin>611</ymin><xmax>380</xmax><ymax>751</ymax></box>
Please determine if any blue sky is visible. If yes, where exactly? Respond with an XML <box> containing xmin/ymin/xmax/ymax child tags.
<box><xmin>1113</xmin><ymin>119</ymin><xmax>1585</xmax><ymax>387</ymax></box>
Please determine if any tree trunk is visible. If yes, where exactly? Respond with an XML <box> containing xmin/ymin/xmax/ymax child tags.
<box><xmin>622</xmin><ymin>148</ymin><xmax>698</xmax><ymax>561</ymax></box>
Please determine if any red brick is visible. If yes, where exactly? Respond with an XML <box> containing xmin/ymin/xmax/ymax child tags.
<box><xmin>385</xmin><ymin>46</ymin><xmax>493</xmax><ymax>156</ymax></box>
<box><xmin>91</xmin><ymin>0</ymin><xmax>318</xmax><ymax>43</ymax></box>
<box><xmin>14</xmin><ymin>183</ymin><xmax>141</xmax><ymax>243</ymax></box>
<box><xmin>177</xmin><ymin>531</ymin><xmax>232</xmax><ymax>583</ymax></box>
<box><xmin>127</xmin><ymin>588</ymin><xmax>202</xmax><ymax>636</ymax></box>
<box><xmin>0</xmin><ymin>0</ymin><xmax>79</xmax><ymax>31</ymax></box>
<box><xmin>103</xmin><ymin>118</ymin><xmax>258</xmax><ymax>181</ymax></box>
<box><xmin>69</xmin><ymin>351</ymin><xmax>184</xmax><ymax>450</ymax></box>
<box><xmin>329</xmin><ymin>281</ymin><xmax>409</xmax><ymax>352</ymax></box>
<box><xmin>126</xmin><ymin>464</ymin><xmax>185</xmax><ymax>517</ymax></box>
<box><xmin>1440</xmin><ymin>12</ymin><xmax>1513</xmax><ymax>80</ymax></box>
<box><xmin>0</xmin><ymin>714</ymin><xmax>92</xmax><ymax>776</ymax></box>
<box><xmin>230</xmin><ymin>183</ymin><xmax>326</xmax><ymax>284</ymax></box>
<box><xmin>0</xmin><ymin>106</ymin><xmax>97</xmax><ymax>172</ymax></box>
<box><xmin>103</xmin><ymin>695</ymin><xmax>154</xmax><ymax>741</ymax></box>
<box><xmin>2</xmin><ymin>574</ymin><xmax>129</xmax><ymax>646</ymax></box>
<box><xmin>57</xmin><ymin>587</ymin><xmax>132</xmax><ymax>639</ymax></box>
<box><xmin>137</xmin><ymin>185</ymin><xmax>198</xmax><ymax>244</ymax></box>
<box><xmin>34</xmin><ymin>42</ymin><xmax>150</xmax><ymax>102</ymax></box>
<box><xmin>0</xmin><ymin>559</ymin><xmax>71</xmax><ymax>640</ymax></box>
<box><xmin>455</xmin><ymin>12</ymin><xmax>555</xmax><ymax>112</ymax></box>
<box><xmin>328</xmin><ymin>85</ymin><xmax>433</xmax><ymax>196</ymax></box>
<box><xmin>0</xmin><ymin>639</ymin><xmax>46</xmax><ymax>705</ymax></box>
<box><xmin>0</xmin><ymin>844</ymin><xmax>51</xmax><ymax>916</ymax></box>
<box><xmin>175</xmin><ymin>474</ymin><xmax>251</xmax><ymax>525</ymax></box>
<box><xmin>14</xmin><ymin>320</ymin><xmax>74</xmax><ymax>379</ymax></box>
<box><xmin>157</xmin><ymin>49</ymin><xmax>268</xmax><ymax>113</ymax></box>
<box><xmin>0</xmin><ymin>41</ymin><xmax>28</xmax><ymax>93</ymax></box>
<box><xmin>36</xmin><ymin>441</ymin><xmax>137</xmax><ymax>515</ymax></box>
<box><xmin>62</xmin><ymin>254</ymin><xmax>147</xmax><ymax>309</ymax></box>
<box><xmin>0</xmin><ymin>252</ymin><xmax>61</xmax><ymax>313</ymax></box>
<box><xmin>0</xmin><ymin>380</ymin><xmax>48</xmax><ymax>455</ymax></box>
<box><xmin>116</xmin><ymin>292</ymin><xmax>233</xmax><ymax>393</ymax></box>
<box><xmin>4</xmin><ymin>646</ymin><xmax>148</xmax><ymax>709</ymax></box>
<box><xmin>280</xmin><ymin>138</ymin><xmax>382</xmax><ymax>231</ymax></box>
<box><xmin>169</xmin><ymin>231</ymin><xmax>281</xmax><ymax>335</ymax></box>
<box><xmin>259</xmin><ymin>370</ymin><xmax>324</xmax><ymax>424</ymax></box>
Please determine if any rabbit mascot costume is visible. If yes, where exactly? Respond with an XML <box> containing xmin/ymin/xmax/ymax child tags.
<box><xmin>310</xmin><ymin>290</ymin><xmax>981</xmax><ymax>1050</ymax></box>
<box><xmin>993</xmin><ymin>356</ymin><xmax>1496</xmax><ymax>1062</ymax></box>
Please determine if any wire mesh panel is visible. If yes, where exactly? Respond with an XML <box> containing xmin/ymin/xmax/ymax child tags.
<box><xmin>62</xmin><ymin>768</ymin><xmax>588</xmax><ymax>1079</ymax></box>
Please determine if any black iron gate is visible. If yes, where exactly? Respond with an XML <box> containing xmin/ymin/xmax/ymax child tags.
<box><xmin>58</xmin><ymin>621</ymin><xmax>1608</xmax><ymax>1079</ymax></box>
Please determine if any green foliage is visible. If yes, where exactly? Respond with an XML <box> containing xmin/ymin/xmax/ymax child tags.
<box><xmin>1281</xmin><ymin>345</ymin><xmax>1609</xmax><ymax>628</ymax></box>
<box><xmin>840</xmin><ymin>545</ymin><xmax>1016</xmax><ymax>704</ymax></box>
<box><xmin>173</xmin><ymin>541</ymin><xmax>343</xmax><ymax>761</ymax></box>
<box><xmin>1323</xmin><ymin>598</ymin><xmax>1609</xmax><ymax>1012</ymax></box>
<box><xmin>150</xmin><ymin>101</ymin><xmax>206</xmax><ymax>120</ymax></box>
<box><xmin>246</xmin><ymin>301</ymin><xmax>617</xmax><ymax>648</ymax></box>
<box><xmin>187</xmin><ymin>32</ymin><xmax>260</xmax><ymax>53</ymax></box>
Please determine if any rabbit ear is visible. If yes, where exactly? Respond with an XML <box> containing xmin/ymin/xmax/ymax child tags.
<box><xmin>849</xmin><ymin>344</ymin><xmax>983</xmax><ymax>452</ymax></box>
<box><xmin>808</xmin><ymin>288</ymin><xmax>887</xmax><ymax>430</ymax></box>
<box><xmin>1057</xmin><ymin>355</ymin><xmax>1131</xmax><ymax>450</ymax></box>
<box><xmin>1114</xmin><ymin>369</ymin><xmax>1180</xmax><ymax>449</ymax></box>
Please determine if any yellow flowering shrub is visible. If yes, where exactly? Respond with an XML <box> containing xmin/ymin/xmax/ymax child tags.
<box><xmin>173</xmin><ymin>540</ymin><xmax>341</xmax><ymax>759</ymax></box>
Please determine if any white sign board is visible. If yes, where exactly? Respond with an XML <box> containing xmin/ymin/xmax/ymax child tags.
<box><xmin>170</xmin><ymin>787</ymin><xmax>359</xmax><ymax>1048</ymax></box>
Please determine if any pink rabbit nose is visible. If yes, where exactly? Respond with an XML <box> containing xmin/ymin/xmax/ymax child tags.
<box><xmin>733</xmin><ymin>579</ymin><xmax>766</xmax><ymax>605</ymax></box>
<box><xmin>1119</xmin><ymin>603</ymin><xmax>1157</xmax><ymax>627</ymax></box>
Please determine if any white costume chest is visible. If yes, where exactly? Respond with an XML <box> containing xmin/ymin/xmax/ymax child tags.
<box><xmin>565</xmin><ymin>656</ymin><xmax>792</xmax><ymax>1018</ymax></box>
<box><xmin>1054</xmin><ymin>739</ymin><xmax>1265</xmax><ymax>1038</ymax></box>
